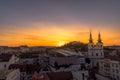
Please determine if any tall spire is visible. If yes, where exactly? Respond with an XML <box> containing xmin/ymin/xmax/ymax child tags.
<box><xmin>89</xmin><ymin>32</ymin><xmax>93</xmax><ymax>43</ymax></box>
<box><xmin>98</xmin><ymin>32</ymin><xmax>102</xmax><ymax>43</ymax></box>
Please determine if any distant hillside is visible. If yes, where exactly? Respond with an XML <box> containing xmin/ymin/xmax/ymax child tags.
<box><xmin>61</xmin><ymin>41</ymin><xmax>88</xmax><ymax>51</ymax></box>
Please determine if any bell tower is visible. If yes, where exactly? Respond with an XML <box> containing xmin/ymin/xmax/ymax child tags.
<box><xmin>96</xmin><ymin>32</ymin><xmax>104</xmax><ymax>58</ymax></box>
<box><xmin>88</xmin><ymin>31</ymin><xmax>104</xmax><ymax>67</ymax></box>
<box><xmin>88</xmin><ymin>32</ymin><xmax>94</xmax><ymax>50</ymax></box>
<box><xmin>88</xmin><ymin>32</ymin><xmax>94</xmax><ymax>58</ymax></box>
<box><xmin>97</xmin><ymin>32</ymin><xmax>103</xmax><ymax>49</ymax></box>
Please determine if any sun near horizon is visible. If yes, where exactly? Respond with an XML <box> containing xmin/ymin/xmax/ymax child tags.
<box><xmin>0</xmin><ymin>27</ymin><xmax>120</xmax><ymax>47</ymax></box>
<box><xmin>57</xmin><ymin>42</ymin><xmax>66</xmax><ymax>47</ymax></box>
<box><xmin>0</xmin><ymin>1</ymin><xmax>120</xmax><ymax>47</ymax></box>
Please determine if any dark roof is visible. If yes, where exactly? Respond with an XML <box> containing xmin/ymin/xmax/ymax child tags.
<box><xmin>0</xmin><ymin>54</ymin><xmax>13</xmax><ymax>62</ymax></box>
<box><xmin>20</xmin><ymin>53</ymin><xmax>38</xmax><ymax>59</ymax></box>
<box><xmin>105</xmin><ymin>56</ymin><xmax>120</xmax><ymax>62</ymax></box>
<box><xmin>104</xmin><ymin>50</ymin><xmax>120</xmax><ymax>62</ymax></box>
<box><xmin>9</xmin><ymin>64</ymin><xmax>39</xmax><ymax>72</ymax></box>
<box><xmin>47</xmin><ymin>71</ymin><xmax>73</xmax><ymax>80</ymax></box>
<box><xmin>22</xmin><ymin>51</ymin><xmax>44</xmax><ymax>54</ymax></box>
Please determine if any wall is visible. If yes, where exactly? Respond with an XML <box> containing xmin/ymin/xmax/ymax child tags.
<box><xmin>6</xmin><ymin>69</ymin><xmax>20</xmax><ymax>80</ymax></box>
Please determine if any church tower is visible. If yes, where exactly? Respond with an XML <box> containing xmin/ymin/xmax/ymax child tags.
<box><xmin>88</xmin><ymin>32</ymin><xmax>94</xmax><ymax>50</ymax></box>
<box><xmin>96</xmin><ymin>32</ymin><xmax>104</xmax><ymax>58</ymax></box>
<box><xmin>97</xmin><ymin>32</ymin><xmax>103</xmax><ymax>49</ymax></box>
<box><xmin>88</xmin><ymin>32</ymin><xmax>94</xmax><ymax>58</ymax></box>
<box><xmin>88</xmin><ymin>32</ymin><xmax>104</xmax><ymax>67</ymax></box>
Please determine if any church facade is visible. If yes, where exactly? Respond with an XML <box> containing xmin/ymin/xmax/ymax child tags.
<box><xmin>88</xmin><ymin>32</ymin><xmax>104</xmax><ymax>67</ymax></box>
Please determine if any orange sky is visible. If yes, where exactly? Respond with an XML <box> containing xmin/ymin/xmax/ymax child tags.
<box><xmin>0</xmin><ymin>22</ymin><xmax>120</xmax><ymax>47</ymax></box>
<box><xmin>0</xmin><ymin>1</ymin><xmax>120</xmax><ymax>47</ymax></box>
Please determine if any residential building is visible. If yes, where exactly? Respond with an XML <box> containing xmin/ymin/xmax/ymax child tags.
<box><xmin>98</xmin><ymin>56</ymin><xmax>120</xmax><ymax>80</ymax></box>
<box><xmin>19</xmin><ymin>53</ymin><xmax>39</xmax><ymax>64</ymax></box>
<box><xmin>0</xmin><ymin>54</ymin><xmax>19</xmax><ymax>70</ymax></box>
<box><xmin>0</xmin><ymin>69</ymin><xmax>20</xmax><ymax>80</ymax></box>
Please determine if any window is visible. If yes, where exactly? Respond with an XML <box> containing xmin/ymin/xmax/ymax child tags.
<box><xmin>116</xmin><ymin>65</ymin><xmax>118</xmax><ymax>68</ymax></box>
<box><xmin>117</xmin><ymin>76</ymin><xmax>119</xmax><ymax>80</ymax></box>
<box><xmin>96</xmin><ymin>53</ymin><xmax>98</xmax><ymax>56</ymax></box>
<box><xmin>116</xmin><ymin>70</ymin><xmax>119</xmax><ymax>73</ymax></box>
<box><xmin>101</xmin><ymin>66</ymin><xmax>103</xmax><ymax>69</ymax></box>
<box><xmin>92</xmin><ymin>45</ymin><xmax>94</xmax><ymax>47</ymax></box>
<box><xmin>92</xmin><ymin>52</ymin><xmax>93</xmax><ymax>56</ymax></box>
<box><xmin>22</xmin><ymin>77</ymin><xmax>24</xmax><ymax>80</ymax></box>
<box><xmin>113</xmin><ymin>69</ymin><xmax>114</xmax><ymax>72</ymax></box>
<box><xmin>4</xmin><ymin>64</ymin><xmax>6</xmax><ymax>68</ymax></box>
<box><xmin>112</xmin><ymin>64</ymin><xmax>114</xmax><ymax>67</ymax></box>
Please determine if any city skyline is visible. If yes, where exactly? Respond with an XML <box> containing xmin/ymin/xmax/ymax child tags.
<box><xmin>0</xmin><ymin>0</ymin><xmax>120</xmax><ymax>46</ymax></box>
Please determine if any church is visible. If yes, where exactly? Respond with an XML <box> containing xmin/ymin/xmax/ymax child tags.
<box><xmin>88</xmin><ymin>32</ymin><xmax>104</xmax><ymax>67</ymax></box>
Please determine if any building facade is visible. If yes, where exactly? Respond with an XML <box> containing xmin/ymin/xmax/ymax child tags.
<box><xmin>88</xmin><ymin>32</ymin><xmax>104</xmax><ymax>67</ymax></box>
<box><xmin>98</xmin><ymin>59</ymin><xmax>120</xmax><ymax>80</ymax></box>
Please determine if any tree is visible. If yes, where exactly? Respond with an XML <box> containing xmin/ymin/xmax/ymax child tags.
<box><xmin>61</xmin><ymin>41</ymin><xmax>88</xmax><ymax>51</ymax></box>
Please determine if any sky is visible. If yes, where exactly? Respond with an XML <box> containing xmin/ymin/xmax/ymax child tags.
<box><xmin>0</xmin><ymin>0</ymin><xmax>120</xmax><ymax>46</ymax></box>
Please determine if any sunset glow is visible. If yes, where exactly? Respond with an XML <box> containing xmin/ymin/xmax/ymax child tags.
<box><xmin>0</xmin><ymin>1</ymin><xmax>120</xmax><ymax>46</ymax></box>
<box><xmin>57</xmin><ymin>42</ymin><xmax>66</xmax><ymax>47</ymax></box>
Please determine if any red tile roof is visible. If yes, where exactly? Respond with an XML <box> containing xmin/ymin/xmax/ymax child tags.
<box><xmin>29</xmin><ymin>72</ymin><xmax>48</xmax><ymax>80</ymax></box>
<box><xmin>30</xmin><ymin>71</ymin><xmax>73</xmax><ymax>80</ymax></box>
<box><xmin>46</xmin><ymin>71</ymin><xmax>73</xmax><ymax>80</ymax></box>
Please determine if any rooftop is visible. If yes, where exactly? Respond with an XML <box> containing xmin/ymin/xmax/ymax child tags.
<box><xmin>9</xmin><ymin>64</ymin><xmax>39</xmax><ymax>72</ymax></box>
<box><xmin>0</xmin><ymin>70</ymin><xmax>14</xmax><ymax>79</ymax></box>
<box><xmin>0</xmin><ymin>54</ymin><xmax>13</xmax><ymax>62</ymax></box>
<box><xmin>20</xmin><ymin>53</ymin><xmax>39</xmax><ymax>59</ymax></box>
<box><xmin>55</xmin><ymin>49</ymin><xmax>83</xmax><ymax>57</ymax></box>
<box><xmin>30</xmin><ymin>71</ymin><xmax>73</xmax><ymax>80</ymax></box>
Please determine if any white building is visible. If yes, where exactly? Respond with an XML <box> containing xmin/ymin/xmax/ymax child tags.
<box><xmin>95</xmin><ymin>74</ymin><xmax>110</xmax><ymax>80</ymax></box>
<box><xmin>19</xmin><ymin>46</ymin><xmax>30</xmax><ymax>53</ymax></box>
<box><xmin>98</xmin><ymin>59</ymin><xmax>120</xmax><ymax>80</ymax></box>
<box><xmin>99</xmin><ymin>59</ymin><xmax>111</xmax><ymax>77</ymax></box>
<box><xmin>110</xmin><ymin>60</ymin><xmax>120</xmax><ymax>80</ymax></box>
<box><xmin>88</xmin><ymin>32</ymin><xmax>104</xmax><ymax>67</ymax></box>
<box><xmin>49</xmin><ymin>50</ymin><xmax>85</xmax><ymax>66</ymax></box>
<box><xmin>0</xmin><ymin>46</ymin><xmax>13</xmax><ymax>54</ymax></box>
<box><xmin>0</xmin><ymin>54</ymin><xmax>19</xmax><ymax>70</ymax></box>
<box><xmin>0</xmin><ymin>69</ymin><xmax>20</xmax><ymax>80</ymax></box>
<box><xmin>72</xmin><ymin>71</ymin><xmax>89</xmax><ymax>80</ymax></box>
